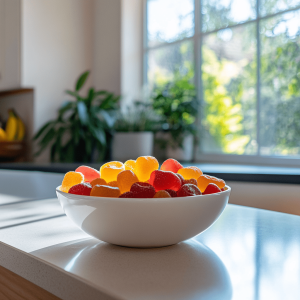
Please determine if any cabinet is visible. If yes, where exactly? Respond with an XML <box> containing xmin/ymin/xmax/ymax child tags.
<box><xmin>0</xmin><ymin>0</ymin><xmax>21</xmax><ymax>91</ymax></box>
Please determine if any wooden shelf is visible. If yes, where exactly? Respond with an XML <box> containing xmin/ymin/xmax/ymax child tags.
<box><xmin>0</xmin><ymin>88</ymin><xmax>34</xmax><ymax>98</ymax></box>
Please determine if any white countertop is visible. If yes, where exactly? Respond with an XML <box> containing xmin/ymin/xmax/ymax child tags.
<box><xmin>0</xmin><ymin>170</ymin><xmax>300</xmax><ymax>300</ymax></box>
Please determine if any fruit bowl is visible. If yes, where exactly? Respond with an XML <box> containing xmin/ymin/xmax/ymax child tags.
<box><xmin>56</xmin><ymin>186</ymin><xmax>231</xmax><ymax>248</ymax></box>
<box><xmin>0</xmin><ymin>141</ymin><xmax>25</xmax><ymax>159</ymax></box>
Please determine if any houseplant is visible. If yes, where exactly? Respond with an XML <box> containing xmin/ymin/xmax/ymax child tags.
<box><xmin>151</xmin><ymin>76</ymin><xmax>199</xmax><ymax>161</ymax></box>
<box><xmin>34</xmin><ymin>71</ymin><xmax>120</xmax><ymax>162</ymax></box>
<box><xmin>112</xmin><ymin>101</ymin><xmax>160</xmax><ymax>161</ymax></box>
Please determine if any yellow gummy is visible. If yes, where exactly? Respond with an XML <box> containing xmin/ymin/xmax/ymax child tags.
<box><xmin>124</xmin><ymin>159</ymin><xmax>136</xmax><ymax>171</ymax></box>
<box><xmin>61</xmin><ymin>171</ymin><xmax>84</xmax><ymax>193</ymax></box>
<box><xmin>134</xmin><ymin>156</ymin><xmax>159</xmax><ymax>182</ymax></box>
<box><xmin>100</xmin><ymin>161</ymin><xmax>125</xmax><ymax>182</ymax></box>
<box><xmin>177</xmin><ymin>166</ymin><xmax>203</xmax><ymax>180</ymax></box>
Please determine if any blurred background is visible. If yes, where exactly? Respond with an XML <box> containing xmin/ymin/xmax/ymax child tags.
<box><xmin>0</xmin><ymin>0</ymin><xmax>300</xmax><ymax>166</ymax></box>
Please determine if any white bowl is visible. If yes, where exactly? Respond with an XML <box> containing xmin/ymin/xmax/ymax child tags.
<box><xmin>56</xmin><ymin>186</ymin><xmax>231</xmax><ymax>248</ymax></box>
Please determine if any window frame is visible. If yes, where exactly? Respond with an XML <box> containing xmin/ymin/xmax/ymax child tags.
<box><xmin>143</xmin><ymin>0</ymin><xmax>300</xmax><ymax>167</ymax></box>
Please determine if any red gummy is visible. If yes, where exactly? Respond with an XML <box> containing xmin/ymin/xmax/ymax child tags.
<box><xmin>68</xmin><ymin>182</ymin><xmax>92</xmax><ymax>196</ymax></box>
<box><xmin>149</xmin><ymin>170</ymin><xmax>182</xmax><ymax>192</ymax></box>
<box><xmin>177</xmin><ymin>184</ymin><xmax>201</xmax><ymax>197</ymax></box>
<box><xmin>75</xmin><ymin>166</ymin><xmax>100</xmax><ymax>182</ymax></box>
<box><xmin>160</xmin><ymin>159</ymin><xmax>183</xmax><ymax>173</ymax></box>
<box><xmin>175</xmin><ymin>173</ymin><xmax>185</xmax><ymax>186</ymax></box>
<box><xmin>119</xmin><ymin>191</ymin><xmax>137</xmax><ymax>198</ymax></box>
<box><xmin>130</xmin><ymin>182</ymin><xmax>156</xmax><ymax>198</ymax></box>
<box><xmin>165</xmin><ymin>189</ymin><xmax>177</xmax><ymax>197</ymax></box>
<box><xmin>203</xmin><ymin>183</ymin><xmax>222</xmax><ymax>195</ymax></box>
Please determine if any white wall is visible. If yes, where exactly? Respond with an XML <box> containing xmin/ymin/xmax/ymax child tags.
<box><xmin>93</xmin><ymin>0</ymin><xmax>121</xmax><ymax>95</ymax></box>
<box><xmin>0</xmin><ymin>0</ymin><xmax>21</xmax><ymax>90</ymax></box>
<box><xmin>121</xmin><ymin>0</ymin><xmax>143</xmax><ymax>106</ymax></box>
<box><xmin>21</xmin><ymin>0</ymin><xmax>94</xmax><ymax>134</ymax></box>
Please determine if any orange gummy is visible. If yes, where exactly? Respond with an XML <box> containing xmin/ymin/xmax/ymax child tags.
<box><xmin>153</xmin><ymin>190</ymin><xmax>171</xmax><ymax>198</ymax></box>
<box><xmin>107</xmin><ymin>181</ymin><xmax>119</xmax><ymax>188</ymax></box>
<box><xmin>117</xmin><ymin>170</ymin><xmax>139</xmax><ymax>194</ymax></box>
<box><xmin>100</xmin><ymin>161</ymin><xmax>125</xmax><ymax>182</ymax></box>
<box><xmin>197</xmin><ymin>174</ymin><xmax>226</xmax><ymax>193</ymax></box>
<box><xmin>124</xmin><ymin>160</ymin><xmax>136</xmax><ymax>171</ymax></box>
<box><xmin>90</xmin><ymin>178</ymin><xmax>107</xmax><ymax>187</ymax></box>
<box><xmin>90</xmin><ymin>185</ymin><xmax>120</xmax><ymax>198</ymax></box>
<box><xmin>61</xmin><ymin>171</ymin><xmax>84</xmax><ymax>193</ymax></box>
<box><xmin>177</xmin><ymin>166</ymin><xmax>203</xmax><ymax>180</ymax></box>
<box><xmin>134</xmin><ymin>156</ymin><xmax>159</xmax><ymax>182</ymax></box>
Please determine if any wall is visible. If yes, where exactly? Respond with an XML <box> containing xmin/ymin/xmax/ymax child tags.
<box><xmin>21</xmin><ymin>0</ymin><xmax>94</xmax><ymax>136</ymax></box>
<box><xmin>93</xmin><ymin>0</ymin><xmax>121</xmax><ymax>95</ymax></box>
<box><xmin>0</xmin><ymin>0</ymin><xmax>21</xmax><ymax>90</ymax></box>
<box><xmin>121</xmin><ymin>0</ymin><xmax>143</xmax><ymax>106</ymax></box>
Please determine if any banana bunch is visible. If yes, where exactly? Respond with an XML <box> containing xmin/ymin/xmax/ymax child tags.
<box><xmin>0</xmin><ymin>109</ymin><xmax>25</xmax><ymax>142</ymax></box>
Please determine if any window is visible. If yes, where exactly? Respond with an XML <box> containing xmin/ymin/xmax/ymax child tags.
<box><xmin>144</xmin><ymin>0</ymin><xmax>300</xmax><ymax>165</ymax></box>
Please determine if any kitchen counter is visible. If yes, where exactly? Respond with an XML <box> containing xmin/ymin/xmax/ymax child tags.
<box><xmin>1</xmin><ymin>191</ymin><xmax>300</xmax><ymax>299</ymax></box>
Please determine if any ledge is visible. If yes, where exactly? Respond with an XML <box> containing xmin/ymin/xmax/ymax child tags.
<box><xmin>0</xmin><ymin>88</ymin><xmax>34</xmax><ymax>97</ymax></box>
<box><xmin>0</xmin><ymin>162</ymin><xmax>300</xmax><ymax>184</ymax></box>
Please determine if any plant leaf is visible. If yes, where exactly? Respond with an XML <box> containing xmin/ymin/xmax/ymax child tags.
<box><xmin>66</xmin><ymin>90</ymin><xmax>79</xmax><ymax>98</ymax></box>
<box><xmin>76</xmin><ymin>71</ymin><xmax>90</xmax><ymax>91</ymax></box>
<box><xmin>77</xmin><ymin>101</ymin><xmax>88</xmax><ymax>125</ymax></box>
<box><xmin>33</xmin><ymin>121</ymin><xmax>55</xmax><ymax>140</ymax></box>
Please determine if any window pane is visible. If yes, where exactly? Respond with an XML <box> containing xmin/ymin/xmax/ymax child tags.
<box><xmin>202</xmin><ymin>0</ymin><xmax>256</xmax><ymax>33</ymax></box>
<box><xmin>260</xmin><ymin>10</ymin><xmax>300</xmax><ymax>156</ymax></box>
<box><xmin>201</xmin><ymin>24</ymin><xmax>257</xmax><ymax>155</ymax></box>
<box><xmin>147</xmin><ymin>0</ymin><xmax>194</xmax><ymax>47</ymax></box>
<box><xmin>147</xmin><ymin>41</ymin><xmax>194</xmax><ymax>87</ymax></box>
<box><xmin>260</xmin><ymin>0</ymin><xmax>300</xmax><ymax>17</ymax></box>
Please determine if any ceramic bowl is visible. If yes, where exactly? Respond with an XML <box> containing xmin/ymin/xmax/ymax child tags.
<box><xmin>56</xmin><ymin>186</ymin><xmax>231</xmax><ymax>248</ymax></box>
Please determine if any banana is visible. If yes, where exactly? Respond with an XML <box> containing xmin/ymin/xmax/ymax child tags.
<box><xmin>0</xmin><ymin>128</ymin><xmax>6</xmax><ymax>141</ymax></box>
<box><xmin>16</xmin><ymin>116</ymin><xmax>25</xmax><ymax>141</ymax></box>
<box><xmin>5</xmin><ymin>109</ymin><xmax>18</xmax><ymax>141</ymax></box>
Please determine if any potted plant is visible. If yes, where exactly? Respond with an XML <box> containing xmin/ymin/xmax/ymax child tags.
<box><xmin>34</xmin><ymin>71</ymin><xmax>120</xmax><ymax>162</ymax></box>
<box><xmin>112</xmin><ymin>101</ymin><xmax>160</xmax><ymax>161</ymax></box>
<box><xmin>151</xmin><ymin>76</ymin><xmax>199</xmax><ymax>161</ymax></box>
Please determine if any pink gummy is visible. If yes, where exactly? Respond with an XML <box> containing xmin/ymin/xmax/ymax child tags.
<box><xmin>130</xmin><ymin>182</ymin><xmax>156</xmax><ymax>198</ymax></box>
<box><xmin>203</xmin><ymin>183</ymin><xmax>222</xmax><ymax>195</ymax></box>
<box><xmin>149</xmin><ymin>170</ymin><xmax>182</xmax><ymax>192</ymax></box>
<box><xmin>165</xmin><ymin>189</ymin><xmax>177</xmax><ymax>197</ymax></box>
<box><xmin>160</xmin><ymin>159</ymin><xmax>183</xmax><ymax>173</ymax></box>
<box><xmin>68</xmin><ymin>182</ymin><xmax>92</xmax><ymax>196</ymax></box>
<box><xmin>177</xmin><ymin>184</ymin><xmax>201</xmax><ymax>197</ymax></box>
<box><xmin>75</xmin><ymin>166</ymin><xmax>100</xmax><ymax>182</ymax></box>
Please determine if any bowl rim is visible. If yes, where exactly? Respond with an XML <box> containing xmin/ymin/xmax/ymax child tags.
<box><xmin>56</xmin><ymin>185</ymin><xmax>231</xmax><ymax>202</ymax></box>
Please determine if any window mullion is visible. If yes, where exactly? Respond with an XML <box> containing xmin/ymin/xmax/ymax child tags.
<box><xmin>256</xmin><ymin>0</ymin><xmax>261</xmax><ymax>156</ymax></box>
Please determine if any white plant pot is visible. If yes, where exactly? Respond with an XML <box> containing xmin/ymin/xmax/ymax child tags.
<box><xmin>112</xmin><ymin>132</ymin><xmax>154</xmax><ymax>161</ymax></box>
<box><xmin>166</xmin><ymin>134</ymin><xmax>194</xmax><ymax>162</ymax></box>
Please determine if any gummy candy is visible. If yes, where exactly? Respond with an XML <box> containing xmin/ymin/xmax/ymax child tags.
<box><xmin>90</xmin><ymin>178</ymin><xmax>107</xmax><ymax>187</ymax></box>
<box><xmin>107</xmin><ymin>181</ymin><xmax>119</xmax><ymax>188</ymax></box>
<box><xmin>183</xmin><ymin>178</ymin><xmax>198</xmax><ymax>186</ymax></box>
<box><xmin>149</xmin><ymin>170</ymin><xmax>181</xmax><ymax>192</ymax></box>
<box><xmin>177</xmin><ymin>167</ymin><xmax>203</xmax><ymax>180</ymax></box>
<box><xmin>165</xmin><ymin>189</ymin><xmax>177</xmax><ymax>197</ymax></box>
<box><xmin>130</xmin><ymin>182</ymin><xmax>156</xmax><ymax>198</ymax></box>
<box><xmin>203</xmin><ymin>183</ymin><xmax>222</xmax><ymax>195</ymax></box>
<box><xmin>175</xmin><ymin>173</ymin><xmax>185</xmax><ymax>186</ymax></box>
<box><xmin>100</xmin><ymin>161</ymin><xmax>125</xmax><ymax>182</ymax></box>
<box><xmin>153</xmin><ymin>190</ymin><xmax>171</xmax><ymax>198</ymax></box>
<box><xmin>69</xmin><ymin>182</ymin><xmax>92</xmax><ymax>196</ymax></box>
<box><xmin>119</xmin><ymin>191</ymin><xmax>136</xmax><ymax>198</ymax></box>
<box><xmin>61</xmin><ymin>172</ymin><xmax>84</xmax><ymax>193</ymax></box>
<box><xmin>160</xmin><ymin>158</ymin><xmax>183</xmax><ymax>173</ymax></box>
<box><xmin>124</xmin><ymin>160</ymin><xmax>136</xmax><ymax>172</ymax></box>
<box><xmin>197</xmin><ymin>175</ymin><xmax>225</xmax><ymax>193</ymax></box>
<box><xmin>177</xmin><ymin>184</ymin><xmax>201</xmax><ymax>197</ymax></box>
<box><xmin>117</xmin><ymin>170</ymin><xmax>139</xmax><ymax>194</ymax></box>
<box><xmin>134</xmin><ymin>156</ymin><xmax>159</xmax><ymax>182</ymax></box>
<box><xmin>90</xmin><ymin>185</ymin><xmax>120</xmax><ymax>198</ymax></box>
<box><xmin>75</xmin><ymin>166</ymin><xmax>100</xmax><ymax>182</ymax></box>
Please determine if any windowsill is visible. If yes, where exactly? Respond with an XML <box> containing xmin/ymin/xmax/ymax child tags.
<box><xmin>0</xmin><ymin>162</ymin><xmax>299</xmax><ymax>184</ymax></box>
